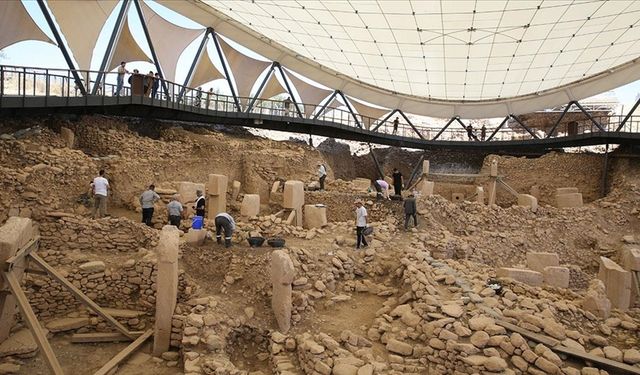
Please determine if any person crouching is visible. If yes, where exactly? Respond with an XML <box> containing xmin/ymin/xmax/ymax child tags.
<box><xmin>215</xmin><ymin>212</ymin><xmax>236</xmax><ymax>248</ymax></box>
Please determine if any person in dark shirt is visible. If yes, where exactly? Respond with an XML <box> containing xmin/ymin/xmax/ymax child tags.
<box><xmin>403</xmin><ymin>193</ymin><xmax>417</xmax><ymax>230</ymax></box>
<box><xmin>392</xmin><ymin>168</ymin><xmax>403</xmax><ymax>196</ymax></box>
<box><xmin>193</xmin><ymin>190</ymin><xmax>205</xmax><ymax>217</ymax></box>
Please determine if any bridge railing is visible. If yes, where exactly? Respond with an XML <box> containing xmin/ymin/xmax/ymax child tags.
<box><xmin>1</xmin><ymin>64</ymin><xmax>638</xmax><ymax>143</ymax></box>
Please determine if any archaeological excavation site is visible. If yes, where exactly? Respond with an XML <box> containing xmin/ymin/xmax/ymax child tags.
<box><xmin>0</xmin><ymin>114</ymin><xmax>637</xmax><ymax>375</ymax></box>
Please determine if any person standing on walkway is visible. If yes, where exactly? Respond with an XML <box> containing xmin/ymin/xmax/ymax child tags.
<box><xmin>392</xmin><ymin>117</ymin><xmax>399</xmax><ymax>135</ymax></box>
<box><xmin>392</xmin><ymin>168</ymin><xmax>403</xmax><ymax>196</ymax></box>
<box><xmin>355</xmin><ymin>200</ymin><xmax>368</xmax><ymax>249</ymax></box>
<box><xmin>193</xmin><ymin>190</ymin><xmax>206</xmax><ymax>218</ymax></box>
<box><xmin>115</xmin><ymin>61</ymin><xmax>128</xmax><ymax>96</ymax></box>
<box><xmin>215</xmin><ymin>212</ymin><xmax>236</xmax><ymax>248</ymax></box>
<box><xmin>206</xmin><ymin>87</ymin><xmax>214</xmax><ymax>109</ymax></box>
<box><xmin>139</xmin><ymin>184</ymin><xmax>160</xmax><ymax>226</ymax></box>
<box><xmin>167</xmin><ymin>194</ymin><xmax>184</xmax><ymax>227</ymax></box>
<box><xmin>466</xmin><ymin>124</ymin><xmax>476</xmax><ymax>141</ymax></box>
<box><xmin>283</xmin><ymin>96</ymin><xmax>292</xmax><ymax>116</ymax></box>
<box><xmin>194</xmin><ymin>87</ymin><xmax>203</xmax><ymax>107</ymax></box>
<box><xmin>318</xmin><ymin>162</ymin><xmax>327</xmax><ymax>191</ymax></box>
<box><xmin>403</xmin><ymin>193</ymin><xmax>418</xmax><ymax>230</ymax></box>
<box><xmin>481</xmin><ymin>124</ymin><xmax>487</xmax><ymax>141</ymax></box>
<box><xmin>91</xmin><ymin>170</ymin><xmax>109</xmax><ymax>219</ymax></box>
<box><xmin>152</xmin><ymin>73</ymin><xmax>160</xmax><ymax>99</ymax></box>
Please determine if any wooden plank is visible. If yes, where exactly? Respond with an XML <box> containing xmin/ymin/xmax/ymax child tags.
<box><xmin>555</xmin><ymin>345</ymin><xmax>640</xmax><ymax>375</ymax></box>
<box><xmin>29</xmin><ymin>253</ymin><xmax>136</xmax><ymax>340</ymax></box>
<box><xmin>4</xmin><ymin>272</ymin><xmax>64</xmax><ymax>375</ymax></box>
<box><xmin>494</xmin><ymin>320</ymin><xmax>560</xmax><ymax>347</ymax></box>
<box><xmin>71</xmin><ymin>331</ymin><xmax>144</xmax><ymax>343</ymax></box>
<box><xmin>4</xmin><ymin>236</ymin><xmax>39</xmax><ymax>270</ymax></box>
<box><xmin>93</xmin><ymin>329</ymin><xmax>153</xmax><ymax>375</ymax></box>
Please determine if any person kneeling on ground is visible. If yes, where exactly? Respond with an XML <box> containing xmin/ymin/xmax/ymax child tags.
<box><xmin>140</xmin><ymin>184</ymin><xmax>160</xmax><ymax>226</ymax></box>
<box><xmin>215</xmin><ymin>212</ymin><xmax>236</xmax><ymax>248</ymax></box>
<box><xmin>355</xmin><ymin>199</ymin><xmax>368</xmax><ymax>249</ymax></box>
<box><xmin>167</xmin><ymin>195</ymin><xmax>184</xmax><ymax>228</ymax></box>
<box><xmin>373</xmin><ymin>178</ymin><xmax>391</xmax><ymax>200</ymax></box>
<box><xmin>403</xmin><ymin>193</ymin><xmax>418</xmax><ymax>230</ymax></box>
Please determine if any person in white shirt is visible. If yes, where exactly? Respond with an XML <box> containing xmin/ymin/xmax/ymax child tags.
<box><xmin>115</xmin><ymin>61</ymin><xmax>128</xmax><ymax>96</ymax></box>
<box><xmin>318</xmin><ymin>163</ymin><xmax>327</xmax><ymax>191</ymax></box>
<box><xmin>355</xmin><ymin>200</ymin><xmax>368</xmax><ymax>249</ymax></box>
<box><xmin>91</xmin><ymin>170</ymin><xmax>110</xmax><ymax>219</ymax></box>
<box><xmin>215</xmin><ymin>212</ymin><xmax>236</xmax><ymax>248</ymax></box>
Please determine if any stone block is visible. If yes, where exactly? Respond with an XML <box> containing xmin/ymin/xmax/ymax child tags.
<box><xmin>304</xmin><ymin>205</ymin><xmax>327</xmax><ymax>229</ymax></box>
<box><xmin>207</xmin><ymin>174</ymin><xmax>228</xmax><ymax>219</ymax></box>
<box><xmin>60</xmin><ymin>126</ymin><xmax>74</xmax><ymax>148</ymax></box>
<box><xmin>351</xmin><ymin>178</ymin><xmax>372</xmax><ymax>192</ymax></box>
<box><xmin>530</xmin><ymin>185</ymin><xmax>540</xmax><ymax>199</ymax></box>
<box><xmin>79</xmin><ymin>261</ymin><xmax>106</xmax><ymax>273</ymax></box>
<box><xmin>419</xmin><ymin>180</ymin><xmax>434</xmax><ymax>196</ymax></box>
<box><xmin>422</xmin><ymin>160</ymin><xmax>430</xmax><ymax>176</ymax></box>
<box><xmin>526</xmin><ymin>252</ymin><xmax>560</xmax><ymax>273</ymax></box>
<box><xmin>271</xmin><ymin>181</ymin><xmax>281</xmax><ymax>194</ymax></box>
<box><xmin>271</xmin><ymin>250</ymin><xmax>295</xmax><ymax>333</ymax></box>
<box><xmin>496</xmin><ymin>268</ymin><xmax>543</xmax><ymax>287</ymax></box>
<box><xmin>177</xmin><ymin>182</ymin><xmax>205</xmax><ymax>204</ymax></box>
<box><xmin>153</xmin><ymin>226</ymin><xmax>180</xmax><ymax>356</ymax></box>
<box><xmin>597</xmin><ymin>257</ymin><xmax>632</xmax><ymax>311</ymax></box>
<box><xmin>556</xmin><ymin>193</ymin><xmax>583</xmax><ymax>208</ymax></box>
<box><xmin>241</xmin><ymin>194</ymin><xmax>260</xmax><ymax>217</ymax></box>
<box><xmin>206</xmin><ymin>174</ymin><xmax>228</xmax><ymax>196</ymax></box>
<box><xmin>231</xmin><ymin>180</ymin><xmax>241</xmax><ymax>201</ymax></box>
<box><xmin>490</xmin><ymin>159</ymin><xmax>498</xmax><ymax>177</ymax></box>
<box><xmin>556</xmin><ymin>187</ymin><xmax>579</xmax><ymax>195</ymax></box>
<box><xmin>452</xmin><ymin>193</ymin><xmax>464</xmax><ymax>202</ymax></box>
<box><xmin>517</xmin><ymin>194</ymin><xmax>538</xmax><ymax>212</ymax></box>
<box><xmin>283</xmin><ymin>181</ymin><xmax>305</xmax><ymax>209</ymax></box>
<box><xmin>185</xmin><ymin>228</ymin><xmax>206</xmax><ymax>246</ymax></box>
<box><xmin>619</xmin><ymin>245</ymin><xmax>640</xmax><ymax>271</ymax></box>
<box><xmin>543</xmin><ymin>266</ymin><xmax>570</xmax><ymax>288</ymax></box>
<box><xmin>582</xmin><ymin>280</ymin><xmax>611</xmax><ymax>319</ymax></box>
<box><xmin>476</xmin><ymin>186</ymin><xmax>485</xmax><ymax>205</ymax></box>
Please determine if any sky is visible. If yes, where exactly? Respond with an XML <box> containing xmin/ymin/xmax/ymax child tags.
<box><xmin>2</xmin><ymin>0</ymin><xmax>640</xmax><ymax>117</ymax></box>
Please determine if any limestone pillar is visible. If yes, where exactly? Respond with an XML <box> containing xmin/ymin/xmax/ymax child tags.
<box><xmin>556</xmin><ymin>193</ymin><xmax>583</xmax><ymax>208</ymax></box>
<box><xmin>0</xmin><ymin>217</ymin><xmax>35</xmax><ymax>342</ymax></box>
<box><xmin>206</xmin><ymin>174</ymin><xmax>228</xmax><ymax>220</ymax></box>
<box><xmin>488</xmin><ymin>159</ymin><xmax>498</xmax><ymax>206</ymax></box>
<box><xmin>231</xmin><ymin>180</ymin><xmax>241</xmax><ymax>201</ymax></box>
<box><xmin>271</xmin><ymin>250</ymin><xmax>295</xmax><ymax>333</ymax></box>
<box><xmin>304</xmin><ymin>205</ymin><xmax>327</xmax><ymax>229</ymax></box>
<box><xmin>422</xmin><ymin>160</ymin><xmax>430</xmax><ymax>176</ymax></box>
<box><xmin>597</xmin><ymin>257</ymin><xmax>632</xmax><ymax>311</ymax></box>
<box><xmin>241</xmin><ymin>194</ymin><xmax>260</xmax><ymax>217</ymax></box>
<box><xmin>284</xmin><ymin>180</ymin><xmax>304</xmax><ymax>227</ymax></box>
<box><xmin>419</xmin><ymin>180</ymin><xmax>434</xmax><ymax>196</ymax></box>
<box><xmin>475</xmin><ymin>186</ymin><xmax>485</xmax><ymax>205</ymax></box>
<box><xmin>517</xmin><ymin>194</ymin><xmax>538</xmax><ymax>212</ymax></box>
<box><xmin>153</xmin><ymin>225</ymin><xmax>180</xmax><ymax>355</ymax></box>
<box><xmin>60</xmin><ymin>127</ymin><xmax>75</xmax><ymax>148</ymax></box>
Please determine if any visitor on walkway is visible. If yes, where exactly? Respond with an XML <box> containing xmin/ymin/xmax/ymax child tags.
<box><xmin>283</xmin><ymin>96</ymin><xmax>292</xmax><ymax>116</ymax></box>
<box><xmin>127</xmin><ymin>69</ymin><xmax>139</xmax><ymax>85</ymax></box>
<box><xmin>194</xmin><ymin>87</ymin><xmax>203</xmax><ymax>107</ymax></box>
<box><xmin>392</xmin><ymin>117</ymin><xmax>399</xmax><ymax>135</ymax></box>
<box><xmin>206</xmin><ymin>88</ymin><xmax>214</xmax><ymax>109</ymax></box>
<box><xmin>355</xmin><ymin>199</ymin><xmax>368</xmax><ymax>249</ymax></box>
<box><xmin>215</xmin><ymin>212</ymin><xmax>236</xmax><ymax>248</ymax></box>
<box><xmin>144</xmin><ymin>71</ymin><xmax>154</xmax><ymax>96</ymax></box>
<box><xmin>392</xmin><ymin>168</ymin><xmax>403</xmax><ymax>196</ymax></box>
<box><xmin>193</xmin><ymin>190</ymin><xmax>205</xmax><ymax>218</ymax></box>
<box><xmin>167</xmin><ymin>195</ymin><xmax>183</xmax><ymax>227</ymax></box>
<box><xmin>403</xmin><ymin>193</ymin><xmax>418</xmax><ymax>230</ymax></box>
<box><xmin>139</xmin><ymin>184</ymin><xmax>160</xmax><ymax>226</ymax></box>
<box><xmin>318</xmin><ymin>162</ymin><xmax>327</xmax><ymax>191</ymax></box>
<box><xmin>466</xmin><ymin>124</ymin><xmax>476</xmax><ymax>141</ymax></box>
<box><xmin>152</xmin><ymin>73</ymin><xmax>160</xmax><ymax>99</ymax></box>
<box><xmin>374</xmin><ymin>179</ymin><xmax>390</xmax><ymax>200</ymax></box>
<box><xmin>481</xmin><ymin>124</ymin><xmax>487</xmax><ymax>141</ymax></box>
<box><xmin>115</xmin><ymin>61</ymin><xmax>128</xmax><ymax>96</ymax></box>
<box><xmin>90</xmin><ymin>170</ymin><xmax>109</xmax><ymax>219</ymax></box>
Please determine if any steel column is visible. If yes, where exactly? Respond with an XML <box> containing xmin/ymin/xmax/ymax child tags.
<box><xmin>212</xmin><ymin>31</ymin><xmax>241</xmax><ymax>111</ymax></box>
<box><xmin>275</xmin><ymin>63</ymin><xmax>303</xmax><ymax>118</ymax></box>
<box><xmin>616</xmin><ymin>96</ymin><xmax>640</xmax><ymax>132</ymax></box>
<box><xmin>486</xmin><ymin>116</ymin><xmax>509</xmax><ymax>141</ymax></box>
<box><xmin>313</xmin><ymin>91</ymin><xmax>338</xmax><ymax>119</ymax></box>
<box><xmin>573</xmin><ymin>101</ymin><xmax>606</xmax><ymax>132</ymax></box>
<box><xmin>92</xmin><ymin>0</ymin><xmax>131</xmax><ymax>95</ymax></box>
<box><xmin>37</xmin><ymin>0</ymin><xmax>87</xmax><ymax>96</ymax></box>
<box><xmin>510</xmin><ymin>114</ymin><xmax>539</xmax><ymax>139</ymax></box>
<box><xmin>546</xmin><ymin>101</ymin><xmax>574</xmax><ymax>138</ymax></box>
<box><xmin>246</xmin><ymin>63</ymin><xmax>275</xmax><ymax>112</ymax></box>
<box><xmin>399</xmin><ymin>110</ymin><xmax>425</xmax><ymax>139</ymax></box>
<box><xmin>368</xmin><ymin>143</ymin><xmax>385</xmax><ymax>179</ymax></box>
<box><xmin>372</xmin><ymin>109</ymin><xmax>398</xmax><ymax>132</ymax></box>
<box><xmin>337</xmin><ymin>91</ymin><xmax>362</xmax><ymax>128</ymax></box>
<box><xmin>601</xmin><ymin>143</ymin><xmax>610</xmax><ymax>197</ymax></box>
<box><xmin>179</xmin><ymin>29</ymin><xmax>211</xmax><ymax>101</ymax></box>
<box><xmin>133</xmin><ymin>0</ymin><xmax>169</xmax><ymax>96</ymax></box>
<box><xmin>432</xmin><ymin>117</ymin><xmax>457</xmax><ymax>140</ymax></box>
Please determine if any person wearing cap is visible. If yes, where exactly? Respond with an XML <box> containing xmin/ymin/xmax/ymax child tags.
<box><xmin>403</xmin><ymin>193</ymin><xmax>418</xmax><ymax>230</ymax></box>
<box><xmin>193</xmin><ymin>190</ymin><xmax>205</xmax><ymax>218</ymax></box>
<box><xmin>167</xmin><ymin>194</ymin><xmax>184</xmax><ymax>227</ymax></box>
<box><xmin>215</xmin><ymin>212</ymin><xmax>236</xmax><ymax>248</ymax></box>
<box><xmin>355</xmin><ymin>200</ymin><xmax>368</xmax><ymax>249</ymax></box>
<box><xmin>317</xmin><ymin>162</ymin><xmax>327</xmax><ymax>191</ymax></box>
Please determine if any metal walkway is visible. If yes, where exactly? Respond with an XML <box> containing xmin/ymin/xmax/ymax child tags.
<box><xmin>1</xmin><ymin>65</ymin><xmax>639</xmax><ymax>152</ymax></box>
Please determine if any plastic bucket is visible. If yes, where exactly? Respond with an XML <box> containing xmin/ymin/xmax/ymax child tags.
<box><xmin>192</xmin><ymin>216</ymin><xmax>203</xmax><ymax>230</ymax></box>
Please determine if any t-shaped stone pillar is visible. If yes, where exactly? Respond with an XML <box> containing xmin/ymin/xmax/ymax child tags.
<box><xmin>283</xmin><ymin>180</ymin><xmax>304</xmax><ymax>227</ymax></box>
<box><xmin>271</xmin><ymin>250</ymin><xmax>295</xmax><ymax>333</ymax></box>
<box><xmin>153</xmin><ymin>225</ymin><xmax>180</xmax><ymax>355</ymax></box>
<box><xmin>488</xmin><ymin>159</ymin><xmax>498</xmax><ymax>206</ymax></box>
<box><xmin>206</xmin><ymin>174</ymin><xmax>228</xmax><ymax>220</ymax></box>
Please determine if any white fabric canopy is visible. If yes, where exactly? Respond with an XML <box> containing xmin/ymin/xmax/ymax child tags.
<box><xmin>109</xmin><ymin>20</ymin><xmax>152</xmax><ymax>71</ymax></box>
<box><xmin>48</xmin><ymin>0</ymin><xmax>118</xmax><ymax>70</ymax></box>
<box><xmin>258</xmin><ymin>71</ymin><xmax>287</xmax><ymax>100</ymax></box>
<box><xmin>316</xmin><ymin>96</ymin><xmax>343</xmax><ymax>119</ymax></box>
<box><xmin>0</xmin><ymin>1</ymin><xmax>54</xmax><ymax>50</ymax></box>
<box><xmin>348</xmin><ymin>98</ymin><xmax>390</xmax><ymax>130</ymax></box>
<box><xmin>190</xmin><ymin>48</ymin><xmax>225</xmax><ymax>88</ymax></box>
<box><xmin>138</xmin><ymin>0</ymin><xmax>203</xmax><ymax>82</ymax></box>
<box><xmin>217</xmin><ymin>35</ymin><xmax>272</xmax><ymax>104</ymax></box>
<box><xmin>284</xmin><ymin>69</ymin><xmax>333</xmax><ymax>118</ymax></box>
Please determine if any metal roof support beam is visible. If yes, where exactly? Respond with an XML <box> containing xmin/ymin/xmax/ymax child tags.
<box><xmin>616</xmin><ymin>96</ymin><xmax>640</xmax><ymax>132</ymax></box>
<box><xmin>368</xmin><ymin>143</ymin><xmax>385</xmax><ymax>180</ymax></box>
<box><xmin>211</xmin><ymin>30</ymin><xmax>241</xmax><ymax>111</ymax></box>
<box><xmin>274</xmin><ymin>62</ymin><xmax>303</xmax><ymax>118</ymax></box>
<box><xmin>372</xmin><ymin>109</ymin><xmax>398</xmax><ymax>132</ymax></box>
<box><xmin>399</xmin><ymin>110</ymin><xmax>424</xmax><ymax>139</ymax></box>
<box><xmin>405</xmin><ymin>154</ymin><xmax>425</xmax><ymax>188</ymax></box>
<box><xmin>36</xmin><ymin>0</ymin><xmax>87</xmax><ymax>96</ymax></box>
<box><xmin>487</xmin><ymin>116</ymin><xmax>509</xmax><ymax>141</ymax></box>
<box><xmin>179</xmin><ymin>29</ymin><xmax>211</xmax><ymax>101</ymax></box>
<box><xmin>92</xmin><ymin>0</ymin><xmax>131</xmax><ymax>95</ymax></box>
<box><xmin>432</xmin><ymin>116</ymin><xmax>457</xmax><ymax>140</ymax></box>
<box><xmin>546</xmin><ymin>101</ymin><xmax>574</xmax><ymax>138</ymax></box>
<box><xmin>246</xmin><ymin>63</ymin><xmax>275</xmax><ymax>112</ymax></box>
<box><xmin>336</xmin><ymin>91</ymin><xmax>362</xmax><ymax>129</ymax></box>
<box><xmin>133</xmin><ymin>0</ymin><xmax>169</xmax><ymax>97</ymax></box>
<box><xmin>573</xmin><ymin>101</ymin><xmax>606</xmax><ymax>132</ymax></box>
<box><xmin>510</xmin><ymin>114</ymin><xmax>539</xmax><ymax>139</ymax></box>
<box><xmin>312</xmin><ymin>91</ymin><xmax>337</xmax><ymax>120</ymax></box>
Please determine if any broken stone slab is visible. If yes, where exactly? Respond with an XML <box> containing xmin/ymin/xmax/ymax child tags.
<box><xmin>0</xmin><ymin>328</ymin><xmax>43</xmax><ymax>357</ymax></box>
<box><xmin>240</xmin><ymin>194</ymin><xmax>260</xmax><ymax>217</ymax></box>
<box><xmin>556</xmin><ymin>192</ymin><xmax>583</xmax><ymax>208</ymax></box>
<box><xmin>303</xmin><ymin>204</ymin><xmax>327</xmax><ymax>229</ymax></box>
<box><xmin>526</xmin><ymin>252</ymin><xmax>560</xmax><ymax>273</ymax></box>
<box><xmin>517</xmin><ymin>194</ymin><xmax>538</xmax><ymax>212</ymax></box>
<box><xmin>496</xmin><ymin>268</ymin><xmax>543</xmax><ymax>287</ymax></box>
<box><xmin>582</xmin><ymin>280</ymin><xmax>611</xmax><ymax>319</ymax></box>
<box><xmin>231</xmin><ymin>180</ymin><xmax>241</xmax><ymax>201</ymax></box>
<box><xmin>619</xmin><ymin>245</ymin><xmax>640</xmax><ymax>271</ymax></box>
<box><xmin>556</xmin><ymin>187</ymin><xmax>579</xmax><ymax>195</ymax></box>
<box><xmin>45</xmin><ymin>317</ymin><xmax>91</xmax><ymax>332</ymax></box>
<box><xmin>597</xmin><ymin>257</ymin><xmax>632</xmax><ymax>311</ymax></box>
<box><xmin>543</xmin><ymin>266</ymin><xmax>570</xmax><ymax>288</ymax></box>
<box><xmin>386</xmin><ymin>338</ymin><xmax>412</xmax><ymax>356</ymax></box>
<box><xmin>79</xmin><ymin>261</ymin><xmax>106</xmax><ymax>274</ymax></box>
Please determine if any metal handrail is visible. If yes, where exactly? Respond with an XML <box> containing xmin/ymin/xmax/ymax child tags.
<box><xmin>1</xmin><ymin>64</ymin><xmax>638</xmax><ymax>143</ymax></box>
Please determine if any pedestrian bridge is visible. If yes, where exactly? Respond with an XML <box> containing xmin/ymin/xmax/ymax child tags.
<box><xmin>1</xmin><ymin>65</ymin><xmax>639</xmax><ymax>152</ymax></box>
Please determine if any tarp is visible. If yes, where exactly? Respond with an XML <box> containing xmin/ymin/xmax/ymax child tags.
<box><xmin>258</xmin><ymin>71</ymin><xmax>287</xmax><ymax>100</ymax></box>
<box><xmin>348</xmin><ymin>98</ymin><xmax>390</xmax><ymax>130</ymax></box>
<box><xmin>284</xmin><ymin>69</ymin><xmax>333</xmax><ymax>118</ymax></box>
<box><xmin>189</xmin><ymin>47</ymin><xmax>225</xmax><ymax>88</ymax></box>
<box><xmin>0</xmin><ymin>1</ymin><xmax>54</xmax><ymax>50</ymax></box>
<box><xmin>109</xmin><ymin>20</ymin><xmax>152</xmax><ymax>71</ymax></box>
<box><xmin>48</xmin><ymin>0</ymin><xmax>119</xmax><ymax>70</ymax></box>
<box><xmin>138</xmin><ymin>0</ymin><xmax>203</xmax><ymax>82</ymax></box>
